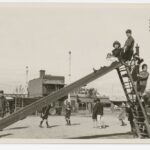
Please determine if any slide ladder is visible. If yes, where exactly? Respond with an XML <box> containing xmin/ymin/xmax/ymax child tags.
<box><xmin>117</xmin><ymin>64</ymin><xmax>150</xmax><ymax>138</ymax></box>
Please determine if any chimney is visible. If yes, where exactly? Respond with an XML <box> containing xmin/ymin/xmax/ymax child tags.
<box><xmin>40</xmin><ymin>70</ymin><xmax>45</xmax><ymax>78</ymax></box>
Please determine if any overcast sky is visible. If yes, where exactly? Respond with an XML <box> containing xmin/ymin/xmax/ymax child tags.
<box><xmin>0</xmin><ymin>3</ymin><xmax>150</xmax><ymax>97</ymax></box>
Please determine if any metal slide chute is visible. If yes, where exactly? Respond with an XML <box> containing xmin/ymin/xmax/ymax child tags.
<box><xmin>0</xmin><ymin>61</ymin><xmax>121</xmax><ymax>130</ymax></box>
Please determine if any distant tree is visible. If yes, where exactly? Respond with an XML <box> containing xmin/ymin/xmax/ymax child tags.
<box><xmin>88</xmin><ymin>88</ymin><xmax>98</xmax><ymax>98</ymax></box>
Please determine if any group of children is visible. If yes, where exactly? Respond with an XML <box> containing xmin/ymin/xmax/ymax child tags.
<box><xmin>108</xmin><ymin>29</ymin><xmax>135</xmax><ymax>64</ymax></box>
<box><xmin>109</xmin><ymin>29</ymin><xmax>149</xmax><ymax>134</ymax></box>
<box><xmin>39</xmin><ymin>100</ymin><xmax>72</xmax><ymax>128</ymax></box>
<box><xmin>39</xmin><ymin>98</ymin><xmax>105</xmax><ymax>129</ymax></box>
<box><xmin>109</xmin><ymin>29</ymin><xmax>149</xmax><ymax>98</ymax></box>
<box><xmin>39</xmin><ymin>29</ymin><xmax>149</xmax><ymax>132</ymax></box>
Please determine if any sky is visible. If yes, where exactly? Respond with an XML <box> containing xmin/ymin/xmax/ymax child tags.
<box><xmin>0</xmin><ymin>3</ymin><xmax>150</xmax><ymax>98</ymax></box>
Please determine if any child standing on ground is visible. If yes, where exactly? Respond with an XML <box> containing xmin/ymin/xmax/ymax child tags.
<box><xmin>95</xmin><ymin>98</ymin><xmax>105</xmax><ymax>128</ymax></box>
<box><xmin>118</xmin><ymin>103</ymin><xmax>127</xmax><ymax>126</ymax></box>
<box><xmin>39</xmin><ymin>104</ymin><xmax>51</xmax><ymax>128</ymax></box>
<box><xmin>92</xmin><ymin>100</ymin><xmax>97</xmax><ymax>128</ymax></box>
<box><xmin>65</xmin><ymin>101</ymin><xmax>72</xmax><ymax>125</ymax></box>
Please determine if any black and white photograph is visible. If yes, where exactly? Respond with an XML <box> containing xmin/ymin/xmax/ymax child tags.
<box><xmin>0</xmin><ymin>1</ymin><xmax>150</xmax><ymax>143</ymax></box>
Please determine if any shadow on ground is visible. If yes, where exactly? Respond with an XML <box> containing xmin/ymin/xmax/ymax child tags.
<box><xmin>0</xmin><ymin>133</ymin><xmax>13</xmax><ymax>138</ymax></box>
<box><xmin>70</xmin><ymin>123</ymin><xmax>80</xmax><ymax>126</ymax></box>
<box><xmin>47</xmin><ymin>125</ymin><xmax>60</xmax><ymax>128</ymax></box>
<box><xmin>7</xmin><ymin>126</ymin><xmax>29</xmax><ymax>131</ymax></box>
<box><xmin>68</xmin><ymin>132</ymin><xmax>133</xmax><ymax>139</ymax></box>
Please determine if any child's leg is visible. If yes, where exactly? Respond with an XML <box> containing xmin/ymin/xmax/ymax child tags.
<box><xmin>65</xmin><ymin>116</ymin><xmax>69</xmax><ymax>125</ymax></box>
<box><xmin>97</xmin><ymin>115</ymin><xmax>101</xmax><ymax>127</ymax></box>
<box><xmin>121</xmin><ymin>119</ymin><xmax>126</xmax><ymax>126</ymax></box>
<box><xmin>100</xmin><ymin>116</ymin><xmax>105</xmax><ymax>128</ymax></box>
<box><xmin>120</xmin><ymin>119</ymin><xmax>123</xmax><ymax>125</ymax></box>
<box><xmin>121</xmin><ymin>119</ymin><xmax>125</xmax><ymax>125</ymax></box>
<box><xmin>46</xmin><ymin>118</ymin><xmax>50</xmax><ymax>128</ymax></box>
<box><xmin>68</xmin><ymin>114</ymin><xmax>71</xmax><ymax>125</ymax></box>
<box><xmin>93</xmin><ymin>119</ymin><xmax>97</xmax><ymax>128</ymax></box>
<box><xmin>92</xmin><ymin>119</ymin><xmax>94</xmax><ymax>127</ymax></box>
<box><xmin>40</xmin><ymin>119</ymin><xmax>44</xmax><ymax>127</ymax></box>
<box><xmin>68</xmin><ymin>118</ymin><xmax>71</xmax><ymax>125</ymax></box>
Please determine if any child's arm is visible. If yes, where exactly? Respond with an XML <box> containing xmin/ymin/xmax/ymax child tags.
<box><xmin>137</xmin><ymin>72</ymin><xmax>149</xmax><ymax>80</ymax></box>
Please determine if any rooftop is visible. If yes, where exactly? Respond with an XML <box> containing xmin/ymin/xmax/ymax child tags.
<box><xmin>29</xmin><ymin>70</ymin><xmax>65</xmax><ymax>85</ymax></box>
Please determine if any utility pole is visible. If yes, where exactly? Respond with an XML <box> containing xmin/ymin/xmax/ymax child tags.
<box><xmin>68</xmin><ymin>51</ymin><xmax>72</xmax><ymax>103</ymax></box>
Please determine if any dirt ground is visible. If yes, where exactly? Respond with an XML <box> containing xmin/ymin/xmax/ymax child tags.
<box><xmin>0</xmin><ymin>110</ymin><xmax>134</xmax><ymax>139</ymax></box>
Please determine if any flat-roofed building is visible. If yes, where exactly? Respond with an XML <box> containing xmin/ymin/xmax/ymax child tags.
<box><xmin>28</xmin><ymin>70</ymin><xmax>65</xmax><ymax>98</ymax></box>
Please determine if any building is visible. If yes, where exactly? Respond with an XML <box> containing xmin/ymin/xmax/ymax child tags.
<box><xmin>69</xmin><ymin>87</ymin><xmax>110</xmax><ymax>113</ymax></box>
<box><xmin>110</xmin><ymin>96</ymin><xmax>127</xmax><ymax>106</ymax></box>
<box><xmin>28</xmin><ymin>70</ymin><xmax>65</xmax><ymax>98</ymax></box>
<box><xmin>28</xmin><ymin>72</ymin><xmax>110</xmax><ymax>115</ymax></box>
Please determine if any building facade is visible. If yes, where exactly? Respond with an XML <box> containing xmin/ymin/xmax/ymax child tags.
<box><xmin>28</xmin><ymin>70</ymin><xmax>65</xmax><ymax>98</ymax></box>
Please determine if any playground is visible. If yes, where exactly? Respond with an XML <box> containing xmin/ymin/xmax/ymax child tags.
<box><xmin>0</xmin><ymin>4</ymin><xmax>150</xmax><ymax>140</ymax></box>
<box><xmin>0</xmin><ymin>59</ymin><xmax>150</xmax><ymax>139</ymax></box>
<box><xmin>0</xmin><ymin>109</ymin><xmax>132</xmax><ymax>139</ymax></box>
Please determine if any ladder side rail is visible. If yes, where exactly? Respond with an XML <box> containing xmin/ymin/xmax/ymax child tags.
<box><xmin>126</xmin><ymin>67</ymin><xmax>148</xmax><ymax>120</ymax></box>
<box><xmin>117</xmin><ymin>67</ymin><xmax>142</xmax><ymax>137</ymax></box>
<box><xmin>116</xmin><ymin>68</ymin><xmax>130</xmax><ymax>101</ymax></box>
<box><xmin>126</xmin><ymin>67</ymin><xmax>150</xmax><ymax>137</ymax></box>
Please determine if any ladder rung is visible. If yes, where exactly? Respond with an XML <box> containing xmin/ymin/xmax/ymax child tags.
<box><xmin>136</xmin><ymin>111</ymin><xmax>143</xmax><ymax>116</ymax></box>
<box><xmin>124</xmin><ymin>81</ymin><xmax>131</xmax><ymax>84</ymax></box>
<box><xmin>119</xmin><ymin>66</ymin><xmax>126</xmax><ymax>69</ymax></box>
<box><xmin>136</xmin><ymin>122</ymin><xmax>145</xmax><ymax>124</ymax></box>
<box><xmin>124</xmin><ymin>85</ymin><xmax>131</xmax><ymax>88</ymax></box>
<box><xmin>124</xmin><ymin>83</ymin><xmax>131</xmax><ymax>86</ymax></box>
<box><xmin>122</xmin><ymin>73</ymin><xmax>128</xmax><ymax>77</ymax></box>
<box><xmin>129</xmin><ymin>99</ymin><xmax>136</xmax><ymax>101</ymax></box>
<box><xmin>134</xmin><ymin>116</ymin><xmax>145</xmax><ymax>119</ymax></box>
<box><xmin>134</xmin><ymin>110</ymin><xmax>144</xmax><ymax>113</ymax></box>
<box><xmin>119</xmin><ymin>69</ymin><xmax>127</xmax><ymax>72</ymax></box>
<box><xmin>125</xmin><ymin>87</ymin><xmax>132</xmax><ymax>89</ymax></box>
<box><xmin>139</xmin><ymin>126</ymin><xmax>146</xmax><ymax>130</ymax></box>
<box><xmin>133</xmin><ymin>111</ymin><xmax>143</xmax><ymax>113</ymax></box>
<box><xmin>128</xmin><ymin>92</ymin><xmax>136</xmax><ymax>95</ymax></box>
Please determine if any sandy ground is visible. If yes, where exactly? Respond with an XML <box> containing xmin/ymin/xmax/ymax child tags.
<box><xmin>0</xmin><ymin>110</ymin><xmax>134</xmax><ymax>139</ymax></box>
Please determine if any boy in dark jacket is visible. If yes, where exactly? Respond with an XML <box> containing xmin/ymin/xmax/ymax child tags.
<box><xmin>123</xmin><ymin>29</ymin><xmax>134</xmax><ymax>62</ymax></box>
<box><xmin>65</xmin><ymin>102</ymin><xmax>72</xmax><ymax>125</ymax></box>
<box><xmin>92</xmin><ymin>100</ymin><xmax>97</xmax><ymax>128</ymax></box>
<box><xmin>39</xmin><ymin>104</ymin><xmax>51</xmax><ymax>128</ymax></box>
<box><xmin>95</xmin><ymin>98</ymin><xmax>105</xmax><ymax>128</ymax></box>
